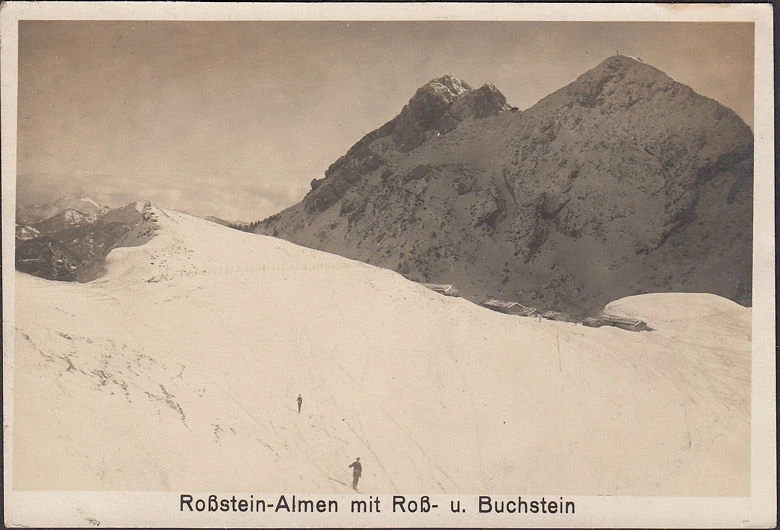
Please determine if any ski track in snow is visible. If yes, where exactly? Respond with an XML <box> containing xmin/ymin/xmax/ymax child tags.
<box><xmin>11</xmin><ymin>208</ymin><xmax>751</xmax><ymax>495</ymax></box>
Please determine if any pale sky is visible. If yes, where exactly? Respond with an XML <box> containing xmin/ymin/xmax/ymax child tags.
<box><xmin>17</xmin><ymin>21</ymin><xmax>754</xmax><ymax>221</ymax></box>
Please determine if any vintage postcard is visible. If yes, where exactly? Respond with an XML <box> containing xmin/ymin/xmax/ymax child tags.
<box><xmin>1</xmin><ymin>2</ymin><xmax>775</xmax><ymax>527</ymax></box>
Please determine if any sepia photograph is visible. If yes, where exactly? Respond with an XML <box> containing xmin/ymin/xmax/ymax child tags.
<box><xmin>2</xmin><ymin>2</ymin><xmax>775</xmax><ymax>528</ymax></box>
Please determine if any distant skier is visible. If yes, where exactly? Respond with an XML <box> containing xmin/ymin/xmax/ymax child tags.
<box><xmin>297</xmin><ymin>394</ymin><xmax>303</xmax><ymax>414</ymax></box>
<box><xmin>349</xmin><ymin>457</ymin><xmax>362</xmax><ymax>490</ymax></box>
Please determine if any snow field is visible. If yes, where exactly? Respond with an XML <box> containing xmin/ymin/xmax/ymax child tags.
<box><xmin>13</xmin><ymin>209</ymin><xmax>750</xmax><ymax>495</ymax></box>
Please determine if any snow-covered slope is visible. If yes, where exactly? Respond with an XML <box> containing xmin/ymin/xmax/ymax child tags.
<box><xmin>12</xmin><ymin>209</ymin><xmax>750</xmax><ymax>495</ymax></box>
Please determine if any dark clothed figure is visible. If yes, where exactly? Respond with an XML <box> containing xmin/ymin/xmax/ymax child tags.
<box><xmin>297</xmin><ymin>394</ymin><xmax>302</xmax><ymax>413</ymax></box>
<box><xmin>349</xmin><ymin>458</ymin><xmax>362</xmax><ymax>490</ymax></box>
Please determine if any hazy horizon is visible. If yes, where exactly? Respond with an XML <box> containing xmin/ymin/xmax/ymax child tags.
<box><xmin>17</xmin><ymin>21</ymin><xmax>754</xmax><ymax>221</ymax></box>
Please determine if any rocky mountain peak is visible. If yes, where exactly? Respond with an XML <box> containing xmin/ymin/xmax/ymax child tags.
<box><xmin>583</xmin><ymin>54</ymin><xmax>669</xmax><ymax>82</ymax></box>
<box><xmin>533</xmin><ymin>54</ymin><xmax>749</xmax><ymax>137</ymax></box>
<box><xmin>259</xmin><ymin>55</ymin><xmax>753</xmax><ymax>317</ymax></box>
<box><xmin>407</xmin><ymin>75</ymin><xmax>472</xmax><ymax>128</ymax></box>
<box><xmin>300</xmin><ymin>74</ymin><xmax>514</xmax><ymax>216</ymax></box>
<box><xmin>404</xmin><ymin>75</ymin><xmax>510</xmax><ymax>133</ymax></box>
<box><xmin>417</xmin><ymin>74</ymin><xmax>473</xmax><ymax>98</ymax></box>
<box><xmin>451</xmin><ymin>82</ymin><xmax>512</xmax><ymax>119</ymax></box>
<box><xmin>570</xmin><ymin>54</ymin><xmax>677</xmax><ymax>106</ymax></box>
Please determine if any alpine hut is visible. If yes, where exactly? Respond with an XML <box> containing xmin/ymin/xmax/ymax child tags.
<box><xmin>483</xmin><ymin>299</ymin><xmax>537</xmax><ymax>316</ymax></box>
<box><xmin>538</xmin><ymin>310</ymin><xmax>578</xmax><ymax>323</ymax></box>
<box><xmin>600</xmin><ymin>315</ymin><xmax>650</xmax><ymax>332</ymax></box>
<box><xmin>422</xmin><ymin>283</ymin><xmax>459</xmax><ymax>297</ymax></box>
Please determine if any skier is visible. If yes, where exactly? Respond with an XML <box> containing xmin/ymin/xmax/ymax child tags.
<box><xmin>297</xmin><ymin>394</ymin><xmax>303</xmax><ymax>414</ymax></box>
<box><xmin>349</xmin><ymin>457</ymin><xmax>362</xmax><ymax>490</ymax></box>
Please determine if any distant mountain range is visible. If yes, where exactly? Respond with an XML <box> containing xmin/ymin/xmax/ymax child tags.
<box><xmin>204</xmin><ymin>215</ymin><xmax>233</xmax><ymax>227</ymax></box>
<box><xmin>255</xmin><ymin>55</ymin><xmax>753</xmax><ymax>316</ymax></box>
<box><xmin>16</xmin><ymin>195</ymin><xmax>108</xmax><ymax>225</ymax></box>
<box><xmin>204</xmin><ymin>215</ymin><xmax>251</xmax><ymax>227</ymax></box>
<box><xmin>15</xmin><ymin>197</ymin><xmax>159</xmax><ymax>281</ymax></box>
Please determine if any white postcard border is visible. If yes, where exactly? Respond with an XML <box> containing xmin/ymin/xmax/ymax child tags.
<box><xmin>1</xmin><ymin>3</ymin><xmax>775</xmax><ymax>528</ymax></box>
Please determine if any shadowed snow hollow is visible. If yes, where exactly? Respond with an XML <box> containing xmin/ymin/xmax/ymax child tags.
<box><xmin>13</xmin><ymin>209</ymin><xmax>750</xmax><ymax>495</ymax></box>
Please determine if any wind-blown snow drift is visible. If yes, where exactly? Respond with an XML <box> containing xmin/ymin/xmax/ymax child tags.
<box><xmin>13</xmin><ymin>209</ymin><xmax>750</xmax><ymax>495</ymax></box>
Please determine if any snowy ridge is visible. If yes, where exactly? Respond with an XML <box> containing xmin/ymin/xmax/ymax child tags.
<box><xmin>51</xmin><ymin>195</ymin><xmax>104</xmax><ymax>214</ymax></box>
<box><xmin>621</xmin><ymin>54</ymin><xmax>645</xmax><ymax>63</ymax></box>
<box><xmin>13</xmin><ymin>209</ymin><xmax>750</xmax><ymax>495</ymax></box>
<box><xmin>77</xmin><ymin>196</ymin><xmax>103</xmax><ymax>209</ymax></box>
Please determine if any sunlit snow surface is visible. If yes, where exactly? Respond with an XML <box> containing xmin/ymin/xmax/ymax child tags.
<box><xmin>13</xmin><ymin>209</ymin><xmax>749</xmax><ymax>495</ymax></box>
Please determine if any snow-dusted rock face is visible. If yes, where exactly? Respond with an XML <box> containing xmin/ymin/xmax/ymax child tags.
<box><xmin>14</xmin><ymin>225</ymin><xmax>40</xmax><ymax>241</ymax></box>
<box><xmin>257</xmin><ymin>55</ymin><xmax>752</xmax><ymax>317</ymax></box>
<box><xmin>13</xmin><ymin>211</ymin><xmax>750</xmax><ymax>495</ymax></box>
<box><xmin>403</xmin><ymin>75</ymin><xmax>510</xmax><ymax>138</ymax></box>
